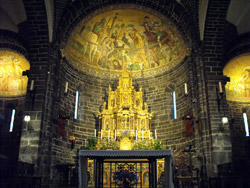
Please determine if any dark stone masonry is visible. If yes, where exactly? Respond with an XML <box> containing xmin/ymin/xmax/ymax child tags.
<box><xmin>0</xmin><ymin>0</ymin><xmax>250</xmax><ymax>187</ymax></box>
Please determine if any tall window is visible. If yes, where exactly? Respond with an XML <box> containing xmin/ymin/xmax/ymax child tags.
<box><xmin>9</xmin><ymin>109</ymin><xmax>16</xmax><ymax>132</ymax></box>
<box><xmin>243</xmin><ymin>112</ymin><xmax>249</xmax><ymax>137</ymax></box>
<box><xmin>173</xmin><ymin>91</ymin><xmax>177</xmax><ymax>119</ymax></box>
<box><xmin>74</xmin><ymin>90</ymin><xmax>79</xmax><ymax>119</ymax></box>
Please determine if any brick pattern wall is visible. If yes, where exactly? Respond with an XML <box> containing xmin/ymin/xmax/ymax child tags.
<box><xmin>17</xmin><ymin>1</ymin><xmax>50</xmax><ymax>186</ymax></box>
<box><xmin>203</xmin><ymin>0</ymin><xmax>232</xmax><ymax>177</ymax></box>
<box><xmin>227</xmin><ymin>101</ymin><xmax>250</xmax><ymax>162</ymax></box>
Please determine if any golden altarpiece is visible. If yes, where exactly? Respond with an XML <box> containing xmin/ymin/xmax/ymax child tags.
<box><xmin>97</xmin><ymin>67</ymin><xmax>153</xmax><ymax>149</ymax></box>
<box><xmin>85</xmin><ymin>66</ymin><xmax>165</xmax><ymax>187</ymax></box>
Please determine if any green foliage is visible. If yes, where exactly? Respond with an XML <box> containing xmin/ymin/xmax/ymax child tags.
<box><xmin>96</xmin><ymin>138</ymin><xmax>119</xmax><ymax>150</ymax></box>
<box><xmin>152</xmin><ymin>139</ymin><xmax>165</xmax><ymax>150</ymax></box>
<box><xmin>133</xmin><ymin>139</ymin><xmax>164</xmax><ymax>150</ymax></box>
<box><xmin>86</xmin><ymin>136</ymin><xmax>97</xmax><ymax>150</ymax></box>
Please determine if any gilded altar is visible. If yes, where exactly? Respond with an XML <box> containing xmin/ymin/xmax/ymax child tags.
<box><xmin>97</xmin><ymin>66</ymin><xmax>154</xmax><ymax>148</ymax></box>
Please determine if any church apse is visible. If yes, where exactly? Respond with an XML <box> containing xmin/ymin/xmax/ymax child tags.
<box><xmin>63</xmin><ymin>8</ymin><xmax>189</xmax><ymax>79</ymax></box>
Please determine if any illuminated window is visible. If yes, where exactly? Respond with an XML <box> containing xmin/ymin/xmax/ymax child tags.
<box><xmin>173</xmin><ymin>91</ymin><xmax>177</xmax><ymax>119</ymax></box>
<box><xmin>74</xmin><ymin>90</ymin><xmax>79</xmax><ymax>119</ymax></box>
<box><xmin>9</xmin><ymin>109</ymin><xmax>16</xmax><ymax>132</ymax></box>
<box><xmin>243</xmin><ymin>112</ymin><xmax>249</xmax><ymax>137</ymax></box>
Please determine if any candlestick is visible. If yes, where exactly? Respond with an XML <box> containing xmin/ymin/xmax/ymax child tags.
<box><xmin>101</xmin><ymin>129</ymin><xmax>102</xmax><ymax>139</ymax></box>
<box><xmin>184</xmin><ymin>83</ymin><xmax>188</xmax><ymax>95</ymax></box>
<box><xmin>65</xmin><ymin>82</ymin><xmax>68</xmax><ymax>93</ymax></box>
<box><xmin>219</xmin><ymin>81</ymin><xmax>223</xmax><ymax>93</ymax></box>
<box><xmin>30</xmin><ymin>80</ymin><xmax>34</xmax><ymax>91</ymax></box>
<box><xmin>155</xmin><ymin>129</ymin><xmax>157</xmax><ymax>139</ymax></box>
<box><xmin>129</xmin><ymin>118</ymin><xmax>130</xmax><ymax>130</ymax></box>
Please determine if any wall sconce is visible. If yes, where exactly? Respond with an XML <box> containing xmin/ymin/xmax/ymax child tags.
<box><xmin>29</xmin><ymin>80</ymin><xmax>36</xmax><ymax>110</ymax></box>
<box><xmin>222</xmin><ymin>116</ymin><xmax>228</xmax><ymax>124</ymax></box>
<box><xmin>70</xmin><ymin>136</ymin><xmax>76</xmax><ymax>150</ymax></box>
<box><xmin>216</xmin><ymin>81</ymin><xmax>224</xmax><ymax>111</ymax></box>
<box><xmin>184</xmin><ymin>83</ymin><xmax>188</xmax><ymax>96</ymax></box>
<box><xmin>64</xmin><ymin>82</ymin><xmax>68</xmax><ymax>95</ymax></box>
<box><xmin>24</xmin><ymin>115</ymin><xmax>31</xmax><ymax>122</ymax></box>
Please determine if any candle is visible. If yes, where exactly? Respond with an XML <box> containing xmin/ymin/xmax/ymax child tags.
<box><xmin>101</xmin><ymin>129</ymin><xmax>102</xmax><ymax>139</ymax></box>
<box><xmin>115</xmin><ymin>130</ymin><xmax>117</xmax><ymax>140</ymax></box>
<box><xmin>94</xmin><ymin>129</ymin><xmax>96</xmax><ymax>137</ymax></box>
<box><xmin>129</xmin><ymin>118</ymin><xmax>130</xmax><ymax>130</ymax></box>
<box><xmin>184</xmin><ymin>83</ymin><xmax>188</xmax><ymax>95</ymax></box>
<box><xmin>65</xmin><ymin>82</ymin><xmax>68</xmax><ymax>93</ymax></box>
<box><xmin>30</xmin><ymin>80</ymin><xmax>34</xmax><ymax>91</ymax></box>
<box><xmin>219</xmin><ymin>81</ymin><xmax>223</xmax><ymax>93</ymax></box>
<box><xmin>155</xmin><ymin>129</ymin><xmax>157</xmax><ymax>139</ymax></box>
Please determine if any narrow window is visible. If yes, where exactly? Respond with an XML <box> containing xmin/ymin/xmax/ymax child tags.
<box><xmin>74</xmin><ymin>90</ymin><xmax>79</xmax><ymax>119</ymax></box>
<box><xmin>173</xmin><ymin>91</ymin><xmax>177</xmax><ymax>119</ymax></box>
<box><xmin>9</xmin><ymin>109</ymin><xmax>16</xmax><ymax>132</ymax></box>
<box><xmin>243</xmin><ymin>112</ymin><xmax>249</xmax><ymax>137</ymax></box>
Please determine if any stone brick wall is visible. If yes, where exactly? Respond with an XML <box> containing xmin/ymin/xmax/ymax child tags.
<box><xmin>227</xmin><ymin>101</ymin><xmax>250</xmax><ymax>162</ymax></box>
<box><xmin>203</xmin><ymin>0</ymin><xmax>232</xmax><ymax>177</ymax></box>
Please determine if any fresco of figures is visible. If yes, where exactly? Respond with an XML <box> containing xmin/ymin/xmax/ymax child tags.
<box><xmin>0</xmin><ymin>50</ymin><xmax>30</xmax><ymax>96</ymax></box>
<box><xmin>64</xmin><ymin>9</ymin><xmax>190</xmax><ymax>78</ymax></box>
<box><xmin>224</xmin><ymin>55</ymin><xmax>250</xmax><ymax>102</ymax></box>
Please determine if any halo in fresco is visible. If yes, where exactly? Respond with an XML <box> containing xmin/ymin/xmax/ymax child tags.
<box><xmin>223</xmin><ymin>54</ymin><xmax>250</xmax><ymax>102</ymax></box>
<box><xmin>63</xmin><ymin>8</ymin><xmax>190</xmax><ymax>78</ymax></box>
<box><xmin>0</xmin><ymin>50</ymin><xmax>30</xmax><ymax>96</ymax></box>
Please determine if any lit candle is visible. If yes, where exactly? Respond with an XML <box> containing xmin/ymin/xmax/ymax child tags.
<box><xmin>155</xmin><ymin>129</ymin><xmax>157</xmax><ymax>139</ymax></box>
<box><xmin>94</xmin><ymin>129</ymin><xmax>96</xmax><ymax>137</ymax></box>
<box><xmin>65</xmin><ymin>82</ymin><xmax>68</xmax><ymax>93</ymax></box>
<box><xmin>129</xmin><ymin>118</ymin><xmax>130</xmax><ymax>130</ymax></box>
<box><xmin>184</xmin><ymin>83</ymin><xmax>188</xmax><ymax>95</ymax></box>
<box><xmin>30</xmin><ymin>80</ymin><xmax>34</xmax><ymax>91</ymax></box>
<box><xmin>219</xmin><ymin>81</ymin><xmax>223</xmax><ymax>93</ymax></box>
<box><xmin>101</xmin><ymin>129</ymin><xmax>102</xmax><ymax>139</ymax></box>
<box><xmin>115</xmin><ymin>130</ymin><xmax>117</xmax><ymax>140</ymax></box>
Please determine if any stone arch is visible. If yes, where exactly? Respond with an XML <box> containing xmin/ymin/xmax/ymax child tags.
<box><xmin>56</xmin><ymin>0</ymin><xmax>196</xmax><ymax>52</ymax></box>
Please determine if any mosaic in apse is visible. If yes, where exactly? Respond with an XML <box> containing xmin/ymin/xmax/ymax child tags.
<box><xmin>0</xmin><ymin>50</ymin><xmax>30</xmax><ymax>96</ymax></box>
<box><xmin>63</xmin><ymin>8</ymin><xmax>190</xmax><ymax>78</ymax></box>
<box><xmin>223</xmin><ymin>54</ymin><xmax>250</xmax><ymax>102</ymax></box>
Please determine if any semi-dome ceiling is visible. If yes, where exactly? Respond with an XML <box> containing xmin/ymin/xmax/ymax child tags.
<box><xmin>0</xmin><ymin>50</ymin><xmax>30</xmax><ymax>96</ymax></box>
<box><xmin>63</xmin><ymin>8</ymin><xmax>190</xmax><ymax>78</ymax></box>
<box><xmin>224</xmin><ymin>54</ymin><xmax>250</xmax><ymax>102</ymax></box>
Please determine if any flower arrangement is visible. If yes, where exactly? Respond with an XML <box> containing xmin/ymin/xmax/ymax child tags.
<box><xmin>133</xmin><ymin>139</ymin><xmax>164</xmax><ymax>150</ymax></box>
<box><xmin>96</xmin><ymin>138</ymin><xmax>119</xmax><ymax>150</ymax></box>
<box><xmin>86</xmin><ymin>136</ymin><xmax>97</xmax><ymax>150</ymax></box>
<box><xmin>119</xmin><ymin>129</ymin><xmax>130</xmax><ymax>139</ymax></box>
<box><xmin>113</xmin><ymin>170</ymin><xmax>138</xmax><ymax>187</ymax></box>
